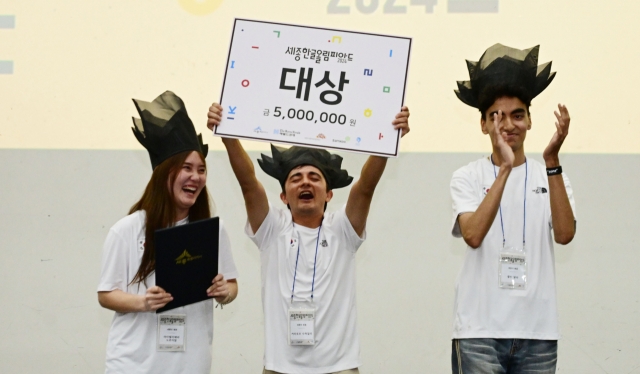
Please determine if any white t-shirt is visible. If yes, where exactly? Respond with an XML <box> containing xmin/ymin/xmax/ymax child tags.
<box><xmin>246</xmin><ymin>203</ymin><xmax>365</xmax><ymax>374</ymax></box>
<box><xmin>97</xmin><ymin>210</ymin><xmax>238</xmax><ymax>374</ymax></box>
<box><xmin>450</xmin><ymin>157</ymin><xmax>576</xmax><ymax>340</ymax></box>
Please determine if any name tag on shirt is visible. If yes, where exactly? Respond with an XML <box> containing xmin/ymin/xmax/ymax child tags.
<box><xmin>288</xmin><ymin>304</ymin><xmax>315</xmax><ymax>345</ymax></box>
<box><xmin>157</xmin><ymin>314</ymin><xmax>186</xmax><ymax>351</ymax></box>
<box><xmin>499</xmin><ymin>248</ymin><xmax>527</xmax><ymax>289</ymax></box>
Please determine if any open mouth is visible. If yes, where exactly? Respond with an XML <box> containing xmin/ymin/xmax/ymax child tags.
<box><xmin>298</xmin><ymin>191</ymin><xmax>314</xmax><ymax>201</ymax></box>
<box><xmin>182</xmin><ymin>186</ymin><xmax>197</xmax><ymax>196</ymax></box>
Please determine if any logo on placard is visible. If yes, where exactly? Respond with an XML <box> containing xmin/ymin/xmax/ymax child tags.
<box><xmin>175</xmin><ymin>250</ymin><xmax>203</xmax><ymax>265</ymax></box>
<box><xmin>276</xmin><ymin>129</ymin><xmax>300</xmax><ymax>137</ymax></box>
<box><xmin>305</xmin><ymin>134</ymin><xmax>323</xmax><ymax>141</ymax></box>
<box><xmin>253</xmin><ymin>126</ymin><xmax>268</xmax><ymax>134</ymax></box>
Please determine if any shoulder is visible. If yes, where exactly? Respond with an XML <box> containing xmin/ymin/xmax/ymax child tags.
<box><xmin>102</xmin><ymin>211</ymin><xmax>145</xmax><ymax>258</ymax></box>
<box><xmin>109</xmin><ymin>210</ymin><xmax>146</xmax><ymax>237</ymax></box>
<box><xmin>452</xmin><ymin>157</ymin><xmax>488</xmax><ymax>182</ymax></box>
<box><xmin>526</xmin><ymin>158</ymin><xmax>549</xmax><ymax>181</ymax></box>
<box><xmin>267</xmin><ymin>202</ymin><xmax>292</xmax><ymax>225</ymax></box>
<box><xmin>527</xmin><ymin>158</ymin><xmax>546</xmax><ymax>171</ymax></box>
<box><xmin>323</xmin><ymin>205</ymin><xmax>351</xmax><ymax>232</ymax></box>
<box><xmin>325</xmin><ymin>205</ymin><xmax>365</xmax><ymax>246</ymax></box>
<box><xmin>247</xmin><ymin>202</ymin><xmax>291</xmax><ymax>240</ymax></box>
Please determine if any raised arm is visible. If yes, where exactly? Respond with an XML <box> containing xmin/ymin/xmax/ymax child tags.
<box><xmin>543</xmin><ymin>104</ymin><xmax>575</xmax><ymax>244</ymax></box>
<box><xmin>458</xmin><ymin>111</ymin><xmax>514</xmax><ymax>248</ymax></box>
<box><xmin>345</xmin><ymin>106</ymin><xmax>410</xmax><ymax>236</ymax></box>
<box><xmin>207</xmin><ymin>104</ymin><xmax>269</xmax><ymax>233</ymax></box>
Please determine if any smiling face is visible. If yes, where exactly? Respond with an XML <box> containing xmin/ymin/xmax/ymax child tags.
<box><xmin>280</xmin><ymin>165</ymin><xmax>333</xmax><ymax>222</ymax></box>
<box><xmin>481</xmin><ymin>96</ymin><xmax>532</xmax><ymax>153</ymax></box>
<box><xmin>170</xmin><ymin>151</ymin><xmax>207</xmax><ymax>220</ymax></box>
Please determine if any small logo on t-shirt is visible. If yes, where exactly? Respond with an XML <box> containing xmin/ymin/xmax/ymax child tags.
<box><xmin>320</xmin><ymin>240</ymin><xmax>328</xmax><ymax>247</ymax></box>
<box><xmin>483</xmin><ymin>187</ymin><xmax>491</xmax><ymax>196</ymax></box>
<box><xmin>533</xmin><ymin>187</ymin><xmax>548</xmax><ymax>194</ymax></box>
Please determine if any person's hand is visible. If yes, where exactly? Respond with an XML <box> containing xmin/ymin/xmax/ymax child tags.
<box><xmin>207</xmin><ymin>273</ymin><xmax>229</xmax><ymax>302</ymax></box>
<box><xmin>143</xmin><ymin>286</ymin><xmax>173</xmax><ymax>311</ymax></box>
<box><xmin>491</xmin><ymin>110</ymin><xmax>515</xmax><ymax>168</ymax></box>
<box><xmin>206</xmin><ymin>103</ymin><xmax>223</xmax><ymax>131</ymax></box>
<box><xmin>392</xmin><ymin>106</ymin><xmax>410</xmax><ymax>137</ymax></box>
<box><xmin>543</xmin><ymin>104</ymin><xmax>570</xmax><ymax>166</ymax></box>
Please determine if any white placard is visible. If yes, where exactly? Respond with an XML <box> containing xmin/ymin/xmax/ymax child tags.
<box><xmin>216</xmin><ymin>19</ymin><xmax>411</xmax><ymax>157</ymax></box>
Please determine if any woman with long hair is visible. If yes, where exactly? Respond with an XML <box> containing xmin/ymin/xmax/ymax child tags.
<box><xmin>97</xmin><ymin>92</ymin><xmax>238</xmax><ymax>373</ymax></box>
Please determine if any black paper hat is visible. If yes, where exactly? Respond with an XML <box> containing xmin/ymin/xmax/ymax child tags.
<box><xmin>454</xmin><ymin>43</ymin><xmax>556</xmax><ymax>109</ymax></box>
<box><xmin>258</xmin><ymin>144</ymin><xmax>353</xmax><ymax>190</ymax></box>
<box><xmin>132</xmin><ymin>91</ymin><xmax>208</xmax><ymax>169</ymax></box>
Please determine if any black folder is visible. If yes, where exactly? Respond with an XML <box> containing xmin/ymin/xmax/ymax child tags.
<box><xmin>155</xmin><ymin>217</ymin><xmax>219</xmax><ymax>313</ymax></box>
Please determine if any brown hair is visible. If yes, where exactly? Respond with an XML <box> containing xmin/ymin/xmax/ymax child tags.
<box><xmin>129</xmin><ymin>150</ymin><xmax>211</xmax><ymax>285</ymax></box>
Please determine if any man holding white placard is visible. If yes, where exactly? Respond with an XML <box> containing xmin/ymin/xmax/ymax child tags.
<box><xmin>208</xmin><ymin>103</ymin><xmax>409</xmax><ymax>374</ymax></box>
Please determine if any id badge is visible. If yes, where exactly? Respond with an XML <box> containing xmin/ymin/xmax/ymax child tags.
<box><xmin>157</xmin><ymin>314</ymin><xmax>186</xmax><ymax>351</ymax></box>
<box><xmin>499</xmin><ymin>247</ymin><xmax>527</xmax><ymax>289</ymax></box>
<box><xmin>288</xmin><ymin>303</ymin><xmax>315</xmax><ymax>346</ymax></box>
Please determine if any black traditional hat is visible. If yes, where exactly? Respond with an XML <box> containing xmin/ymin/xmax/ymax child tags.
<box><xmin>132</xmin><ymin>91</ymin><xmax>208</xmax><ymax>169</ymax></box>
<box><xmin>454</xmin><ymin>43</ymin><xmax>556</xmax><ymax>109</ymax></box>
<box><xmin>258</xmin><ymin>144</ymin><xmax>353</xmax><ymax>190</ymax></box>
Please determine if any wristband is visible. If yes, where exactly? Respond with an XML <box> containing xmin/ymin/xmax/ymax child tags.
<box><xmin>546</xmin><ymin>166</ymin><xmax>562</xmax><ymax>176</ymax></box>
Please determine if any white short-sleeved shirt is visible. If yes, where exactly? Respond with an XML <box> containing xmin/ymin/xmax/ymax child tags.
<box><xmin>450</xmin><ymin>157</ymin><xmax>576</xmax><ymax>340</ymax></box>
<box><xmin>246</xmin><ymin>203</ymin><xmax>365</xmax><ymax>374</ymax></box>
<box><xmin>97</xmin><ymin>211</ymin><xmax>238</xmax><ymax>374</ymax></box>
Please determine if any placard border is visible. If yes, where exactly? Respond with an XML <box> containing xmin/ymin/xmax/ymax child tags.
<box><xmin>215</xmin><ymin>18</ymin><xmax>412</xmax><ymax>157</ymax></box>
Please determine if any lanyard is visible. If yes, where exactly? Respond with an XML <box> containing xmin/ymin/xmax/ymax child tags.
<box><xmin>290</xmin><ymin>221</ymin><xmax>323</xmax><ymax>303</ymax></box>
<box><xmin>491</xmin><ymin>155</ymin><xmax>527</xmax><ymax>249</ymax></box>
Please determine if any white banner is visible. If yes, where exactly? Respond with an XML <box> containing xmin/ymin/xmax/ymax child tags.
<box><xmin>215</xmin><ymin>19</ymin><xmax>411</xmax><ymax>157</ymax></box>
